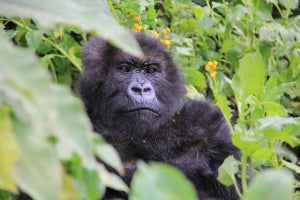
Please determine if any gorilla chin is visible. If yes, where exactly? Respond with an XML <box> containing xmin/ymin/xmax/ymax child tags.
<box><xmin>112</xmin><ymin>107</ymin><xmax>161</xmax><ymax>136</ymax></box>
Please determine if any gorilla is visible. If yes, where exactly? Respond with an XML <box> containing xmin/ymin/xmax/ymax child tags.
<box><xmin>78</xmin><ymin>32</ymin><xmax>240</xmax><ymax>200</ymax></box>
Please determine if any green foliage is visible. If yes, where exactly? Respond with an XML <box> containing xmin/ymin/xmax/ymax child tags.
<box><xmin>243</xmin><ymin>169</ymin><xmax>294</xmax><ymax>200</ymax></box>
<box><xmin>130</xmin><ymin>162</ymin><xmax>198</xmax><ymax>200</ymax></box>
<box><xmin>0</xmin><ymin>0</ymin><xmax>142</xmax><ymax>57</ymax></box>
<box><xmin>1</xmin><ymin>0</ymin><xmax>300</xmax><ymax>199</ymax></box>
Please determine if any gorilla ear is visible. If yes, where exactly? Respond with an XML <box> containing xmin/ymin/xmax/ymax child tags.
<box><xmin>82</xmin><ymin>37</ymin><xmax>115</xmax><ymax>70</ymax></box>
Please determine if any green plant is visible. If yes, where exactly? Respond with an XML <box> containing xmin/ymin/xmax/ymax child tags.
<box><xmin>1</xmin><ymin>0</ymin><xmax>300</xmax><ymax>199</ymax></box>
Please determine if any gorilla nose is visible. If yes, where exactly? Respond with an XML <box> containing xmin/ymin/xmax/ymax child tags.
<box><xmin>131</xmin><ymin>86</ymin><xmax>151</xmax><ymax>94</ymax></box>
<box><xmin>128</xmin><ymin>82</ymin><xmax>155</xmax><ymax>100</ymax></box>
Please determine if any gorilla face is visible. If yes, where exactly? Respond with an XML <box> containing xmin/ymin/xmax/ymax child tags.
<box><xmin>78</xmin><ymin>33</ymin><xmax>186</xmax><ymax>135</ymax></box>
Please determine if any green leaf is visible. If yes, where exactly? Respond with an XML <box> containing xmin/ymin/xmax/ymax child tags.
<box><xmin>97</xmin><ymin>165</ymin><xmax>128</xmax><ymax>193</ymax></box>
<box><xmin>262</xmin><ymin>102</ymin><xmax>286</xmax><ymax>116</ymax></box>
<box><xmin>231</xmin><ymin>133</ymin><xmax>260</xmax><ymax>157</ymax></box>
<box><xmin>78</xmin><ymin>167</ymin><xmax>104</xmax><ymax>200</ymax></box>
<box><xmin>264</xmin><ymin>76</ymin><xmax>294</xmax><ymax>103</ymax></box>
<box><xmin>233</xmin><ymin>51</ymin><xmax>266</xmax><ymax>111</ymax></box>
<box><xmin>243</xmin><ymin>169</ymin><xmax>293</xmax><ymax>200</ymax></box>
<box><xmin>258</xmin><ymin>115</ymin><xmax>298</xmax><ymax>130</ymax></box>
<box><xmin>147</xmin><ymin>5</ymin><xmax>157</xmax><ymax>19</ymax></box>
<box><xmin>0</xmin><ymin>0</ymin><xmax>142</xmax><ymax>57</ymax></box>
<box><xmin>252</xmin><ymin>148</ymin><xmax>277</xmax><ymax>167</ymax></box>
<box><xmin>130</xmin><ymin>162</ymin><xmax>198</xmax><ymax>200</ymax></box>
<box><xmin>25</xmin><ymin>30</ymin><xmax>43</xmax><ymax>49</ymax></box>
<box><xmin>215</xmin><ymin>93</ymin><xmax>232</xmax><ymax>128</ymax></box>
<box><xmin>281</xmin><ymin>160</ymin><xmax>300</xmax><ymax>174</ymax></box>
<box><xmin>0</xmin><ymin>105</ymin><xmax>19</xmax><ymax>193</ymax></box>
<box><xmin>182</xmin><ymin>68</ymin><xmax>206</xmax><ymax>89</ymax></box>
<box><xmin>279</xmin><ymin>0</ymin><xmax>299</xmax><ymax>9</ymax></box>
<box><xmin>193</xmin><ymin>7</ymin><xmax>204</xmax><ymax>19</ymax></box>
<box><xmin>0</xmin><ymin>33</ymin><xmax>101</xmax><ymax>198</ymax></box>
<box><xmin>186</xmin><ymin>85</ymin><xmax>205</xmax><ymax>100</ymax></box>
<box><xmin>93</xmin><ymin>135</ymin><xmax>124</xmax><ymax>175</ymax></box>
<box><xmin>13</xmin><ymin>120</ymin><xmax>61</xmax><ymax>200</ymax></box>
<box><xmin>218</xmin><ymin>156</ymin><xmax>239</xmax><ymax>186</ymax></box>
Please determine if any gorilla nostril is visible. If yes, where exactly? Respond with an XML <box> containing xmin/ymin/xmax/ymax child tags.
<box><xmin>132</xmin><ymin>87</ymin><xmax>142</xmax><ymax>94</ymax></box>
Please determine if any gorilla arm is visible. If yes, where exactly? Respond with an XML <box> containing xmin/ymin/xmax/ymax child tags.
<box><xmin>141</xmin><ymin>100</ymin><xmax>240</xmax><ymax>199</ymax></box>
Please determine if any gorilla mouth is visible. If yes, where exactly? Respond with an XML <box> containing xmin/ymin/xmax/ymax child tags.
<box><xmin>124</xmin><ymin>107</ymin><xmax>160</xmax><ymax>115</ymax></box>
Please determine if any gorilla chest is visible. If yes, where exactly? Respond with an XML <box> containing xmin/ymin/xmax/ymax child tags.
<box><xmin>110</xmin><ymin>129</ymin><xmax>196</xmax><ymax>162</ymax></box>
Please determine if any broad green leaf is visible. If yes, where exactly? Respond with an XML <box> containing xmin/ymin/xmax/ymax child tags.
<box><xmin>186</xmin><ymin>85</ymin><xmax>205</xmax><ymax>100</ymax></box>
<box><xmin>175</xmin><ymin>47</ymin><xmax>195</xmax><ymax>56</ymax></box>
<box><xmin>97</xmin><ymin>165</ymin><xmax>128</xmax><ymax>193</ymax></box>
<box><xmin>262</xmin><ymin>102</ymin><xmax>286</xmax><ymax>116</ymax></box>
<box><xmin>279</xmin><ymin>0</ymin><xmax>299</xmax><ymax>9</ymax></box>
<box><xmin>0</xmin><ymin>0</ymin><xmax>142</xmax><ymax>57</ymax></box>
<box><xmin>265</xmin><ymin>0</ymin><xmax>278</xmax><ymax>4</ymax></box>
<box><xmin>261</xmin><ymin>128</ymin><xmax>299</xmax><ymax>147</ymax></box>
<box><xmin>182</xmin><ymin>68</ymin><xmax>206</xmax><ymax>89</ymax></box>
<box><xmin>0</xmin><ymin>33</ymin><xmax>101</xmax><ymax>198</ymax></box>
<box><xmin>0</xmin><ymin>105</ymin><xmax>19</xmax><ymax>193</ymax></box>
<box><xmin>68</xmin><ymin>46</ymin><xmax>82</xmax><ymax>68</ymax></box>
<box><xmin>130</xmin><ymin>162</ymin><xmax>198</xmax><ymax>200</ymax></box>
<box><xmin>193</xmin><ymin>7</ymin><xmax>204</xmax><ymax>19</ymax></box>
<box><xmin>251</xmin><ymin>148</ymin><xmax>277</xmax><ymax>167</ymax></box>
<box><xmin>147</xmin><ymin>5</ymin><xmax>157</xmax><ymax>19</ymax></box>
<box><xmin>231</xmin><ymin>133</ymin><xmax>260</xmax><ymax>157</ymax></box>
<box><xmin>281</xmin><ymin>160</ymin><xmax>300</xmax><ymax>174</ymax></box>
<box><xmin>78</xmin><ymin>167</ymin><xmax>104</xmax><ymax>200</ymax></box>
<box><xmin>13</xmin><ymin>120</ymin><xmax>61</xmax><ymax>200</ymax></box>
<box><xmin>256</xmin><ymin>1</ymin><xmax>273</xmax><ymax>21</ymax></box>
<box><xmin>233</xmin><ymin>51</ymin><xmax>265</xmax><ymax>111</ymax></box>
<box><xmin>59</xmin><ymin>171</ymin><xmax>80</xmax><ymax>200</ymax></box>
<box><xmin>218</xmin><ymin>156</ymin><xmax>239</xmax><ymax>186</ymax></box>
<box><xmin>243</xmin><ymin>169</ymin><xmax>293</xmax><ymax>200</ymax></box>
<box><xmin>215</xmin><ymin>93</ymin><xmax>232</xmax><ymax>129</ymax></box>
<box><xmin>25</xmin><ymin>30</ymin><xmax>43</xmax><ymax>49</ymax></box>
<box><xmin>180</xmin><ymin>18</ymin><xmax>196</xmax><ymax>32</ymax></box>
<box><xmin>258</xmin><ymin>115</ymin><xmax>298</xmax><ymax>130</ymax></box>
<box><xmin>93</xmin><ymin>134</ymin><xmax>124</xmax><ymax>175</ymax></box>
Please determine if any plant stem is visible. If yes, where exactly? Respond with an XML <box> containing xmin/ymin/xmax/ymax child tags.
<box><xmin>241</xmin><ymin>154</ymin><xmax>248</xmax><ymax>194</ymax></box>
<box><xmin>49</xmin><ymin>59</ymin><xmax>58</xmax><ymax>83</ymax></box>
<box><xmin>107</xmin><ymin>0</ymin><xmax>121</xmax><ymax>23</ymax></box>
<box><xmin>43</xmin><ymin>37</ymin><xmax>82</xmax><ymax>72</ymax></box>
<box><xmin>11</xmin><ymin>18</ymin><xmax>82</xmax><ymax>72</ymax></box>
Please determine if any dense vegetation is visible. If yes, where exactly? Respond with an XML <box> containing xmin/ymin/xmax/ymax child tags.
<box><xmin>0</xmin><ymin>0</ymin><xmax>299</xmax><ymax>199</ymax></box>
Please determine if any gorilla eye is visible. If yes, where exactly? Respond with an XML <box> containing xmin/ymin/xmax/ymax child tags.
<box><xmin>145</xmin><ymin>65</ymin><xmax>158</xmax><ymax>74</ymax></box>
<box><xmin>119</xmin><ymin>64</ymin><xmax>131</xmax><ymax>72</ymax></box>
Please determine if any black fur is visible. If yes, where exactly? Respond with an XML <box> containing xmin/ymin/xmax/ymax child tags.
<box><xmin>78</xmin><ymin>32</ymin><xmax>240</xmax><ymax>200</ymax></box>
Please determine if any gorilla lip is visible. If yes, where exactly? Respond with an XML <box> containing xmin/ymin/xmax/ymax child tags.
<box><xmin>124</xmin><ymin>107</ymin><xmax>159</xmax><ymax>115</ymax></box>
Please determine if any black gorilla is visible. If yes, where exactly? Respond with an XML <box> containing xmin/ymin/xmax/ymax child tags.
<box><xmin>78</xmin><ymin>32</ymin><xmax>240</xmax><ymax>200</ymax></box>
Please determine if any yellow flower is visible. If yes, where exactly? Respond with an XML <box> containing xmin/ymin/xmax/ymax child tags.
<box><xmin>162</xmin><ymin>29</ymin><xmax>167</xmax><ymax>35</ymax></box>
<box><xmin>210</xmin><ymin>71</ymin><xmax>217</xmax><ymax>79</ymax></box>
<box><xmin>134</xmin><ymin>16</ymin><xmax>141</xmax><ymax>22</ymax></box>
<box><xmin>132</xmin><ymin>24</ymin><xmax>143</xmax><ymax>32</ymax></box>
<box><xmin>154</xmin><ymin>32</ymin><xmax>159</xmax><ymax>38</ymax></box>
<box><xmin>164</xmin><ymin>35</ymin><xmax>169</xmax><ymax>40</ymax></box>
<box><xmin>212</xmin><ymin>61</ymin><xmax>218</xmax><ymax>69</ymax></box>
<box><xmin>165</xmin><ymin>27</ymin><xmax>171</xmax><ymax>32</ymax></box>
<box><xmin>205</xmin><ymin>63</ymin><xmax>211</xmax><ymax>72</ymax></box>
<box><xmin>162</xmin><ymin>39</ymin><xmax>171</xmax><ymax>49</ymax></box>
<box><xmin>225</xmin><ymin>1</ymin><xmax>228</xmax><ymax>5</ymax></box>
